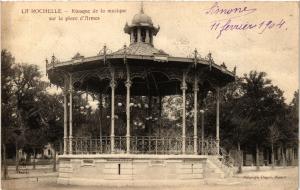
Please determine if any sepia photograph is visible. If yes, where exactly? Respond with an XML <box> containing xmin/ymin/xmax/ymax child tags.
<box><xmin>1</xmin><ymin>1</ymin><xmax>299</xmax><ymax>190</ymax></box>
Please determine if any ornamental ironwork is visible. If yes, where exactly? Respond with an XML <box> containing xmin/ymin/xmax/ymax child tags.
<box><xmin>69</xmin><ymin>136</ymin><xmax>218</xmax><ymax>155</ymax></box>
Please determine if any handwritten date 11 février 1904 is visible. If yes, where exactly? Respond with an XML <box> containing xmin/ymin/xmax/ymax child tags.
<box><xmin>205</xmin><ymin>2</ymin><xmax>287</xmax><ymax>39</ymax></box>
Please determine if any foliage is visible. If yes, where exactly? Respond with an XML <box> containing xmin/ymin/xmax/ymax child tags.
<box><xmin>1</xmin><ymin>50</ymin><xmax>63</xmax><ymax>158</ymax></box>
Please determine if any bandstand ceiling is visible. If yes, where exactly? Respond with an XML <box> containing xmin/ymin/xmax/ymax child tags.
<box><xmin>47</xmin><ymin>56</ymin><xmax>234</xmax><ymax>97</ymax></box>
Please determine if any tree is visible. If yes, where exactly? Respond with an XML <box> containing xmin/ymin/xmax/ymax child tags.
<box><xmin>1</xmin><ymin>50</ymin><xmax>16</xmax><ymax>179</ymax></box>
<box><xmin>240</xmin><ymin>71</ymin><xmax>288</xmax><ymax>170</ymax></box>
<box><xmin>13</xmin><ymin>63</ymin><xmax>46</xmax><ymax>171</ymax></box>
<box><xmin>288</xmin><ymin>90</ymin><xmax>299</xmax><ymax>165</ymax></box>
<box><xmin>38</xmin><ymin>93</ymin><xmax>64</xmax><ymax>172</ymax></box>
<box><xmin>219</xmin><ymin>77</ymin><xmax>255</xmax><ymax>173</ymax></box>
<box><xmin>241</xmin><ymin>71</ymin><xmax>270</xmax><ymax>170</ymax></box>
<box><xmin>1</xmin><ymin>50</ymin><xmax>50</xmax><ymax>172</ymax></box>
<box><xmin>274</xmin><ymin>90</ymin><xmax>298</xmax><ymax>166</ymax></box>
<box><xmin>267</xmin><ymin>121</ymin><xmax>280</xmax><ymax>169</ymax></box>
<box><xmin>288</xmin><ymin>90</ymin><xmax>298</xmax><ymax>147</ymax></box>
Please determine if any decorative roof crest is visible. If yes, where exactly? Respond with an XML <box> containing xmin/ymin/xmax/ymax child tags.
<box><xmin>221</xmin><ymin>62</ymin><xmax>227</xmax><ymax>68</ymax></box>
<box><xmin>72</xmin><ymin>52</ymin><xmax>84</xmax><ymax>60</ymax></box>
<box><xmin>233</xmin><ymin>66</ymin><xmax>237</xmax><ymax>75</ymax></box>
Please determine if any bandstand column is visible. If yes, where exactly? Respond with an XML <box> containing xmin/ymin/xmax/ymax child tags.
<box><xmin>130</xmin><ymin>32</ymin><xmax>134</xmax><ymax>44</ymax></box>
<box><xmin>99</xmin><ymin>93</ymin><xmax>103</xmax><ymax>149</ymax></box>
<box><xmin>69</xmin><ymin>75</ymin><xmax>73</xmax><ymax>154</ymax></box>
<box><xmin>110</xmin><ymin>72</ymin><xmax>116</xmax><ymax>153</ymax></box>
<box><xmin>145</xmin><ymin>30</ymin><xmax>150</xmax><ymax>43</ymax></box>
<box><xmin>193</xmin><ymin>75</ymin><xmax>199</xmax><ymax>154</ymax></box>
<box><xmin>125</xmin><ymin>79</ymin><xmax>132</xmax><ymax>154</ymax></box>
<box><xmin>216</xmin><ymin>87</ymin><xmax>220</xmax><ymax>155</ymax></box>
<box><xmin>181</xmin><ymin>73</ymin><xmax>187</xmax><ymax>154</ymax></box>
<box><xmin>201</xmin><ymin>110</ymin><xmax>205</xmax><ymax>154</ymax></box>
<box><xmin>137</xmin><ymin>28</ymin><xmax>141</xmax><ymax>42</ymax></box>
<box><xmin>63</xmin><ymin>88</ymin><xmax>68</xmax><ymax>155</ymax></box>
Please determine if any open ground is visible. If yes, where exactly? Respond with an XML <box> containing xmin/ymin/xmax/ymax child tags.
<box><xmin>1</xmin><ymin>166</ymin><xmax>298</xmax><ymax>190</ymax></box>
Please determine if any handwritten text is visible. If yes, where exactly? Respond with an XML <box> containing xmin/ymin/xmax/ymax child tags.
<box><xmin>204</xmin><ymin>2</ymin><xmax>288</xmax><ymax>39</ymax></box>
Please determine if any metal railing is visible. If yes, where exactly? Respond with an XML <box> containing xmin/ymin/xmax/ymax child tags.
<box><xmin>219</xmin><ymin>146</ymin><xmax>235</xmax><ymax>168</ymax></box>
<box><xmin>207</xmin><ymin>146</ymin><xmax>236</xmax><ymax>176</ymax></box>
<box><xmin>130</xmin><ymin>136</ymin><xmax>183</xmax><ymax>154</ymax></box>
<box><xmin>198</xmin><ymin>138</ymin><xmax>219</xmax><ymax>155</ymax></box>
<box><xmin>66</xmin><ymin>136</ymin><xmax>218</xmax><ymax>155</ymax></box>
<box><xmin>71</xmin><ymin>137</ymin><xmax>111</xmax><ymax>154</ymax></box>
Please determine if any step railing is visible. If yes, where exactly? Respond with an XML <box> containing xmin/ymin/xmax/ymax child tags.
<box><xmin>219</xmin><ymin>146</ymin><xmax>235</xmax><ymax>169</ymax></box>
<box><xmin>207</xmin><ymin>145</ymin><xmax>236</xmax><ymax>177</ymax></box>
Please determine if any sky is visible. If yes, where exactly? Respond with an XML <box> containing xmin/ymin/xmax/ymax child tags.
<box><xmin>2</xmin><ymin>2</ymin><xmax>299</xmax><ymax>103</ymax></box>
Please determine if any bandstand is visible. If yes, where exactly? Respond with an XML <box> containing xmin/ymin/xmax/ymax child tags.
<box><xmin>46</xmin><ymin>5</ymin><xmax>236</xmax><ymax>186</ymax></box>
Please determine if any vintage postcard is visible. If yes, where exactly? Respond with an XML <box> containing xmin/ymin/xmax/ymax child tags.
<box><xmin>1</xmin><ymin>1</ymin><xmax>299</xmax><ymax>190</ymax></box>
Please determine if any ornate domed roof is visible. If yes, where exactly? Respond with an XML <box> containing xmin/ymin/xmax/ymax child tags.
<box><xmin>132</xmin><ymin>12</ymin><xmax>153</xmax><ymax>25</ymax></box>
<box><xmin>124</xmin><ymin>3</ymin><xmax>160</xmax><ymax>41</ymax></box>
<box><xmin>131</xmin><ymin>3</ymin><xmax>153</xmax><ymax>26</ymax></box>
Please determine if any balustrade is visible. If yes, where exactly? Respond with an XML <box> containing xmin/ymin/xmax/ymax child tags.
<box><xmin>67</xmin><ymin>136</ymin><xmax>218</xmax><ymax>155</ymax></box>
<box><xmin>197</xmin><ymin>138</ymin><xmax>219</xmax><ymax>155</ymax></box>
<box><xmin>72</xmin><ymin>137</ymin><xmax>111</xmax><ymax>154</ymax></box>
<box><xmin>130</xmin><ymin>136</ymin><xmax>183</xmax><ymax>154</ymax></box>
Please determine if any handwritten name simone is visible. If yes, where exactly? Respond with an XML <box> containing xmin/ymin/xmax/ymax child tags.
<box><xmin>205</xmin><ymin>3</ymin><xmax>287</xmax><ymax>39</ymax></box>
<box><xmin>205</xmin><ymin>2</ymin><xmax>257</xmax><ymax>18</ymax></box>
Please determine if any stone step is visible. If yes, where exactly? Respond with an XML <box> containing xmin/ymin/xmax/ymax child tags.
<box><xmin>205</xmin><ymin>168</ymin><xmax>215</xmax><ymax>173</ymax></box>
<box><xmin>180</xmin><ymin>173</ymin><xmax>203</xmax><ymax>179</ymax></box>
<box><xmin>205</xmin><ymin>172</ymin><xmax>224</xmax><ymax>179</ymax></box>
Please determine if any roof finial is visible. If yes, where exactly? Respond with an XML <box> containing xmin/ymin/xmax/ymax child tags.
<box><xmin>140</xmin><ymin>1</ymin><xmax>144</xmax><ymax>13</ymax></box>
<box><xmin>233</xmin><ymin>66</ymin><xmax>237</xmax><ymax>75</ymax></box>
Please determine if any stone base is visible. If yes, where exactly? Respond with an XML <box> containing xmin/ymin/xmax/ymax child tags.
<box><xmin>58</xmin><ymin>178</ymin><xmax>206</xmax><ymax>187</ymax></box>
<box><xmin>57</xmin><ymin>154</ymin><xmax>221</xmax><ymax>186</ymax></box>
